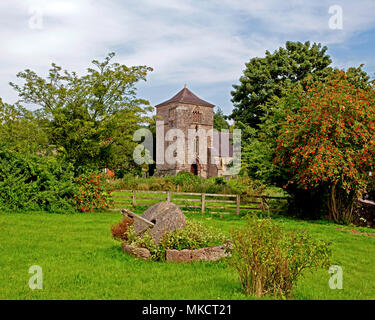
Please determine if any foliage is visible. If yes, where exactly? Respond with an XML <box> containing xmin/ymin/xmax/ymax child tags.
<box><xmin>229</xmin><ymin>216</ymin><xmax>331</xmax><ymax>298</ymax></box>
<box><xmin>124</xmin><ymin>226</ymin><xmax>160</xmax><ymax>260</ymax></box>
<box><xmin>111</xmin><ymin>217</ymin><xmax>134</xmax><ymax>241</ymax></box>
<box><xmin>238</xmin><ymin>86</ymin><xmax>303</xmax><ymax>185</ymax></box>
<box><xmin>230</xmin><ymin>41</ymin><xmax>332</xmax><ymax>128</ymax></box>
<box><xmin>122</xmin><ymin>220</ymin><xmax>226</xmax><ymax>261</ymax></box>
<box><xmin>74</xmin><ymin>173</ymin><xmax>113</xmax><ymax>212</ymax></box>
<box><xmin>214</xmin><ymin>177</ymin><xmax>226</xmax><ymax>185</ymax></box>
<box><xmin>213</xmin><ymin>107</ymin><xmax>229</xmax><ymax>131</ymax></box>
<box><xmin>0</xmin><ymin>149</ymin><xmax>77</xmax><ymax>212</ymax></box>
<box><xmin>0</xmin><ymin>100</ymin><xmax>48</xmax><ymax>153</ymax></box>
<box><xmin>160</xmin><ymin>220</ymin><xmax>226</xmax><ymax>251</ymax></box>
<box><xmin>238</xmin><ymin>65</ymin><xmax>374</xmax><ymax>220</ymax></box>
<box><xmin>169</xmin><ymin>171</ymin><xmax>201</xmax><ymax>187</ymax></box>
<box><xmin>275</xmin><ymin>70</ymin><xmax>375</xmax><ymax>223</ymax></box>
<box><xmin>10</xmin><ymin>52</ymin><xmax>153</xmax><ymax>173</ymax></box>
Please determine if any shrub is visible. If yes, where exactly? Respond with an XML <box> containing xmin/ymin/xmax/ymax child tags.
<box><xmin>111</xmin><ymin>217</ymin><xmax>134</xmax><ymax>241</ymax></box>
<box><xmin>0</xmin><ymin>149</ymin><xmax>77</xmax><ymax>212</ymax></box>
<box><xmin>74</xmin><ymin>173</ymin><xmax>113</xmax><ymax>212</ymax></box>
<box><xmin>124</xmin><ymin>226</ymin><xmax>161</xmax><ymax>260</ymax></box>
<box><xmin>170</xmin><ymin>171</ymin><xmax>200</xmax><ymax>187</ymax></box>
<box><xmin>229</xmin><ymin>216</ymin><xmax>331</xmax><ymax>298</ymax></box>
<box><xmin>160</xmin><ymin>220</ymin><xmax>226</xmax><ymax>251</ymax></box>
<box><xmin>214</xmin><ymin>177</ymin><xmax>226</xmax><ymax>185</ymax></box>
<box><xmin>121</xmin><ymin>220</ymin><xmax>226</xmax><ymax>261</ymax></box>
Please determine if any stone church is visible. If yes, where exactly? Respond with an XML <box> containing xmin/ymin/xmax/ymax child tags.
<box><xmin>155</xmin><ymin>86</ymin><xmax>233</xmax><ymax>178</ymax></box>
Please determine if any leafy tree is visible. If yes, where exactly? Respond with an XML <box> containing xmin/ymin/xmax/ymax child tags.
<box><xmin>240</xmin><ymin>86</ymin><xmax>304</xmax><ymax>183</ymax></box>
<box><xmin>213</xmin><ymin>107</ymin><xmax>229</xmax><ymax>131</ymax></box>
<box><xmin>230</xmin><ymin>41</ymin><xmax>332</xmax><ymax>128</ymax></box>
<box><xmin>275</xmin><ymin>70</ymin><xmax>375</xmax><ymax>223</ymax></box>
<box><xmin>0</xmin><ymin>99</ymin><xmax>47</xmax><ymax>152</ymax></box>
<box><xmin>241</xmin><ymin>65</ymin><xmax>374</xmax><ymax>183</ymax></box>
<box><xmin>10</xmin><ymin>53</ymin><xmax>153</xmax><ymax>172</ymax></box>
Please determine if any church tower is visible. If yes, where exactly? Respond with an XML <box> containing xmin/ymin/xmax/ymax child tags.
<box><xmin>155</xmin><ymin>86</ymin><xmax>215</xmax><ymax>177</ymax></box>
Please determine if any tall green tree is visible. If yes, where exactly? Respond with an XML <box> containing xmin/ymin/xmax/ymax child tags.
<box><xmin>10</xmin><ymin>53</ymin><xmax>153</xmax><ymax>172</ymax></box>
<box><xmin>213</xmin><ymin>107</ymin><xmax>229</xmax><ymax>131</ymax></box>
<box><xmin>230</xmin><ymin>41</ymin><xmax>332</xmax><ymax>128</ymax></box>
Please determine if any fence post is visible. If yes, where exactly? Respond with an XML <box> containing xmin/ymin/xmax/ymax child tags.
<box><xmin>132</xmin><ymin>190</ymin><xmax>136</xmax><ymax>207</ymax></box>
<box><xmin>265</xmin><ymin>197</ymin><xmax>270</xmax><ymax>218</ymax></box>
<box><xmin>201</xmin><ymin>193</ymin><xmax>206</xmax><ymax>214</ymax></box>
<box><xmin>236</xmin><ymin>194</ymin><xmax>240</xmax><ymax>215</ymax></box>
<box><xmin>167</xmin><ymin>191</ymin><xmax>171</xmax><ymax>202</ymax></box>
<box><xmin>260</xmin><ymin>196</ymin><xmax>270</xmax><ymax>217</ymax></box>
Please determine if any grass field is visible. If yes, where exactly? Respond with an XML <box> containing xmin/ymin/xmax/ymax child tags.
<box><xmin>0</xmin><ymin>209</ymin><xmax>375</xmax><ymax>300</ymax></box>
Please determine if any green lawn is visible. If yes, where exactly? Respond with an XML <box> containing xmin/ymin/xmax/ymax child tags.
<box><xmin>0</xmin><ymin>210</ymin><xmax>375</xmax><ymax>300</ymax></box>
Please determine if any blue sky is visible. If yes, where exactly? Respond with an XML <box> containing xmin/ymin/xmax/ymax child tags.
<box><xmin>1</xmin><ymin>0</ymin><xmax>375</xmax><ymax>116</ymax></box>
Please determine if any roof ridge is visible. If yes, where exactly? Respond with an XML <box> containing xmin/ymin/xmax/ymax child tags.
<box><xmin>181</xmin><ymin>87</ymin><xmax>187</xmax><ymax>100</ymax></box>
<box><xmin>155</xmin><ymin>87</ymin><xmax>214</xmax><ymax>108</ymax></box>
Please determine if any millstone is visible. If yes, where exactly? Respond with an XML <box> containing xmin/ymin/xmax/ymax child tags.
<box><xmin>133</xmin><ymin>201</ymin><xmax>186</xmax><ymax>245</ymax></box>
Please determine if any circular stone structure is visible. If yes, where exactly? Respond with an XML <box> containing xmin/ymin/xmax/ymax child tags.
<box><xmin>120</xmin><ymin>202</ymin><xmax>231</xmax><ymax>262</ymax></box>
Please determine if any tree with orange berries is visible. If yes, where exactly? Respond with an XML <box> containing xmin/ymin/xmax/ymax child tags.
<box><xmin>275</xmin><ymin>70</ymin><xmax>375</xmax><ymax>223</ymax></box>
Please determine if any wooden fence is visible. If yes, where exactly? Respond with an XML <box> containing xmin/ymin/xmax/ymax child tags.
<box><xmin>111</xmin><ymin>190</ymin><xmax>288</xmax><ymax>216</ymax></box>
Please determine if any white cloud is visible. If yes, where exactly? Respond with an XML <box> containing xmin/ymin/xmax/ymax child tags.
<box><xmin>0</xmin><ymin>0</ymin><xmax>374</xmax><ymax>110</ymax></box>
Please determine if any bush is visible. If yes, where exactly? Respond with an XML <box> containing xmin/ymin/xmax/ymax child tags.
<box><xmin>229</xmin><ymin>216</ymin><xmax>331</xmax><ymax>298</ymax></box>
<box><xmin>73</xmin><ymin>173</ymin><xmax>113</xmax><ymax>212</ymax></box>
<box><xmin>111</xmin><ymin>217</ymin><xmax>134</xmax><ymax>241</ymax></box>
<box><xmin>125</xmin><ymin>226</ymin><xmax>161</xmax><ymax>260</ymax></box>
<box><xmin>170</xmin><ymin>171</ymin><xmax>200</xmax><ymax>186</ymax></box>
<box><xmin>214</xmin><ymin>177</ymin><xmax>226</xmax><ymax>185</ymax></box>
<box><xmin>160</xmin><ymin>220</ymin><xmax>226</xmax><ymax>251</ymax></box>
<box><xmin>0</xmin><ymin>149</ymin><xmax>77</xmax><ymax>212</ymax></box>
<box><xmin>121</xmin><ymin>220</ymin><xmax>226</xmax><ymax>261</ymax></box>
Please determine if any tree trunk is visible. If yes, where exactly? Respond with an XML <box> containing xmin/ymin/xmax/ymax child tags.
<box><xmin>328</xmin><ymin>182</ymin><xmax>355</xmax><ymax>224</ymax></box>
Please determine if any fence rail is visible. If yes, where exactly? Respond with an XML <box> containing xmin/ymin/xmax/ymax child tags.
<box><xmin>110</xmin><ymin>190</ymin><xmax>288</xmax><ymax>216</ymax></box>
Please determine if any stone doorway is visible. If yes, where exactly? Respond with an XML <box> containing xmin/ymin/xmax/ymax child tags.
<box><xmin>191</xmin><ymin>163</ymin><xmax>198</xmax><ymax>175</ymax></box>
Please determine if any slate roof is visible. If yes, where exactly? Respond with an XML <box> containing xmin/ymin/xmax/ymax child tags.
<box><xmin>155</xmin><ymin>87</ymin><xmax>215</xmax><ymax>108</ymax></box>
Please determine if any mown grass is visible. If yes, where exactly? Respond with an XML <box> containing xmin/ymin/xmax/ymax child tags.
<box><xmin>0</xmin><ymin>210</ymin><xmax>374</xmax><ymax>300</ymax></box>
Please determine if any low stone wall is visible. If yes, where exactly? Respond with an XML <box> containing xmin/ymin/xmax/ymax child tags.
<box><xmin>122</xmin><ymin>244</ymin><xmax>151</xmax><ymax>260</ymax></box>
<box><xmin>166</xmin><ymin>244</ymin><xmax>231</xmax><ymax>262</ymax></box>
<box><xmin>122</xmin><ymin>242</ymin><xmax>232</xmax><ymax>262</ymax></box>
